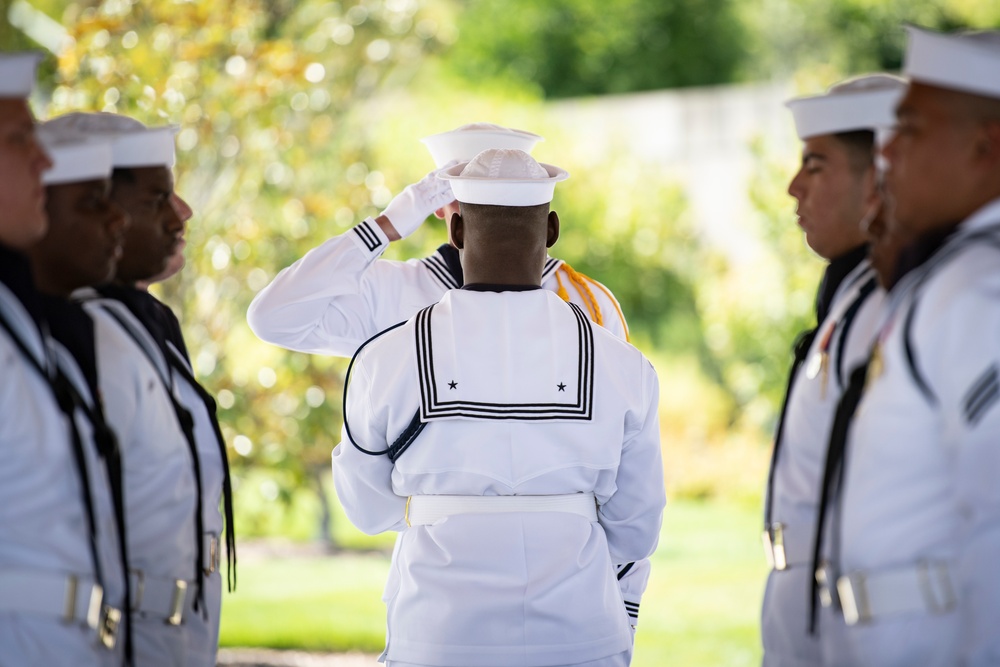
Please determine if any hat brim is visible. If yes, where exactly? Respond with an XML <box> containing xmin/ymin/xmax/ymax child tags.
<box><xmin>904</xmin><ymin>25</ymin><xmax>1000</xmax><ymax>100</ymax></box>
<box><xmin>421</xmin><ymin>129</ymin><xmax>544</xmax><ymax>168</ymax></box>
<box><xmin>0</xmin><ymin>52</ymin><xmax>43</xmax><ymax>99</ymax></box>
<box><xmin>785</xmin><ymin>86</ymin><xmax>904</xmax><ymax>139</ymax></box>
<box><xmin>41</xmin><ymin>141</ymin><xmax>114</xmax><ymax>186</ymax></box>
<box><xmin>438</xmin><ymin>161</ymin><xmax>569</xmax><ymax>206</ymax></box>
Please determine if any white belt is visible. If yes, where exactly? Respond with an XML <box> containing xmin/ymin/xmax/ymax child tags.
<box><xmin>203</xmin><ymin>533</ymin><xmax>221</xmax><ymax>575</ymax></box>
<box><xmin>0</xmin><ymin>569</ymin><xmax>122</xmax><ymax>648</ymax></box>
<box><xmin>818</xmin><ymin>561</ymin><xmax>957</xmax><ymax>626</ymax></box>
<box><xmin>130</xmin><ymin>570</ymin><xmax>190</xmax><ymax>625</ymax></box>
<box><xmin>405</xmin><ymin>493</ymin><xmax>598</xmax><ymax>526</ymax></box>
<box><xmin>762</xmin><ymin>522</ymin><xmax>814</xmax><ymax>571</ymax></box>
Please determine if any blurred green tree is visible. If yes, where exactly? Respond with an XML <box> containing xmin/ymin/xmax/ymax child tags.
<box><xmin>445</xmin><ymin>0</ymin><xmax>748</xmax><ymax>98</ymax></box>
<box><xmin>741</xmin><ymin>0</ymin><xmax>1000</xmax><ymax>82</ymax></box>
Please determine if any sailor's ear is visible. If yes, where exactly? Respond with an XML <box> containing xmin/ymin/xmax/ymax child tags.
<box><xmin>450</xmin><ymin>212</ymin><xmax>464</xmax><ymax>250</ymax></box>
<box><xmin>546</xmin><ymin>211</ymin><xmax>560</xmax><ymax>248</ymax></box>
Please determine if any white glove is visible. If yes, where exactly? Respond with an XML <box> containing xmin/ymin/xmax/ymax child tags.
<box><xmin>379</xmin><ymin>163</ymin><xmax>458</xmax><ymax>238</ymax></box>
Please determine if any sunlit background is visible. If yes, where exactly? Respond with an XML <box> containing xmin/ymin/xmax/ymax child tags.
<box><xmin>3</xmin><ymin>1</ymin><xmax>999</xmax><ymax>664</ymax></box>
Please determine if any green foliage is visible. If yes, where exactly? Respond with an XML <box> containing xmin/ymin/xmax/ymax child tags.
<box><xmin>741</xmin><ymin>0</ymin><xmax>1000</xmax><ymax>81</ymax></box>
<box><xmin>443</xmin><ymin>0</ymin><xmax>1000</xmax><ymax>100</ymax></box>
<box><xmin>693</xmin><ymin>137</ymin><xmax>821</xmax><ymax>439</ymax></box>
<box><xmin>445</xmin><ymin>0</ymin><xmax>747</xmax><ymax>98</ymax></box>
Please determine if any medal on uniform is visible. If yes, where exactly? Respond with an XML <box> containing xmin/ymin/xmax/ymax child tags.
<box><xmin>804</xmin><ymin>323</ymin><xmax>835</xmax><ymax>398</ymax></box>
<box><xmin>805</xmin><ymin>352</ymin><xmax>822</xmax><ymax>380</ymax></box>
<box><xmin>866</xmin><ymin>342</ymin><xmax>884</xmax><ymax>390</ymax></box>
<box><xmin>819</xmin><ymin>353</ymin><xmax>830</xmax><ymax>399</ymax></box>
<box><xmin>865</xmin><ymin>316</ymin><xmax>895</xmax><ymax>390</ymax></box>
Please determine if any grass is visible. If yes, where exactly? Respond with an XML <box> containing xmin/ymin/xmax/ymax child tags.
<box><xmin>220</xmin><ymin>499</ymin><xmax>767</xmax><ymax>665</ymax></box>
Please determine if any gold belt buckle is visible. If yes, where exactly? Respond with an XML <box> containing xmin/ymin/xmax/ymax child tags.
<box><xmin>815</xmin><ymin>561</ymin><xmax>835</xmax><ymax>608</ymax></box>
<box><xmin>166</xmin><ymin>580</ymin><xmax>188</xmax><ymax>626</ymax></box>
<box><xmin>837</xmin><ymin>572</ymin><xmax>871</xmax><ymax>626</ymax></box>
<box><xmin>85</xmin><ymin>584</ymin><xmax>104</xmax><ymax>631</ymax></box>
<box><xmin>98</xmin><ymin>606</ymin><xmax>121</xmax><ymax>649</ymax></box>
<box><xmin>204</xmin><ymin>535</ymin><xmax>221</xmax><ymax>576</ymax></box>
<box><xmin>63</xmin><ymin>575</ymin><xmax>79</xmax><ymax>622</ymax></box>
<box><xmin>762</xmin><ymin>523</ymin><xmax>788</xmax><ymax>570</ymax></box>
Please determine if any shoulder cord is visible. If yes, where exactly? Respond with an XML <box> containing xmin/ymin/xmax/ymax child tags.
<box><xmin>342</xmin><ymin>318</ymin><xmax>424</xmax><ymax>458</ymax></box>
<box><xmin>555</xmin><ymin>264</ymin><xmax>603</xmax><ymax>327</ymax></box>
<box><xmin>763</xmin><ymin>327</ymin><xmax>818</xmax><ymax>530</ymax></box>
<box><xmin>96</xmin><ymin>304</ymin><xmax>207</xmax><ymax>616</ymax></box>
<box><xmin>163</xmin><ymin>345</ymin><xmax>237</xmax><ymax>593</ymax></box>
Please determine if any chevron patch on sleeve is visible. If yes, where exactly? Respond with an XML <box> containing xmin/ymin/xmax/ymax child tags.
<box><xmin>963</xmin><ymin>364</ymin><xmax>999</xmax><ymax>426</ymax></box>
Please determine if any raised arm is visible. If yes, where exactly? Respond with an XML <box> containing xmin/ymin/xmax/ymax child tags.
<box><xmin>247</xmin><ymin>167</ymin><xmax>456</xmax><ymax>357</ymax></box>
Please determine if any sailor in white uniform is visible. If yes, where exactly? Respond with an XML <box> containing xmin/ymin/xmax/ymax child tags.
<box><xmin>760</xmin><ymin>75</ymin><xmax>905</xmax><ymax>667</ymax></box>
<box><xmin>817</xmin><ymin>27</ymin><xmax>1000</xmax><ymax>667</ymax></box>
<box><xmin>0</xmin><ymin>53</ymin><xmax>126</xmax><ymax>666</ymax></box>
<box><xmin>250</xmin><ymin>122</ymin><xmax>648</xmax><ymax>630</ymax></box>
<box><xmin>29</xmin><ymin>121</ymin><xmax>139</xmax><ymax>665</ymax></box>
<box><xmin>332</xmin><ymin>148</ymin><xmax>665</xmax><ymax>667</ymax></box>
<box><xmin>133</xmin><ymin>184</ymin><xmax>236</xmax><ymax>663</ymax></box>
<box><xmin>46</xmin><ymin>111</ymin><xmax>235</xmax><ymax>667</ymax></box>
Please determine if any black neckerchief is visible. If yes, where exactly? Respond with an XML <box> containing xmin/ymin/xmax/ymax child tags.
<box><xmin>764</xmin><ymin>243</ymin><xmax>866</xmax><ymax>532</ymax></box>
<box><xmin>815</xmin><ymin>244</ymin><xmax>868</xmax><ymax>325</ymax></box>
<box><xmin>435</xmin><ymin>244</ymin><xmax>465</xmax><ymax>287</ymax></box>
<box><xmin>39</xmin><ymin>295</ymin><xmax>99</xmax><ymax>401</ymax></box>
<box><xmin>95</xmin><ymin>284</ymin><xmax>183</xmax><ymax>361</ymax></box>
<box><xmin>0</xmin><ymin>243</ymin><xmax>45</xmax><ymax>334</ymax></box>
<box><xmin>96</xmin><ymin>283</ymin><xmax>237</xmax><ymax>594</ymax></box>
<box><xmin>0</xmin><ymin>246</ymin><xmax>135</xmax><ymax>662</ymax></box>
<box><xmin>462</xmin><ymin>283</ymin><xmax>543</xmax><ymax>292</ymax></box>
<box><xmin>891</xmin><ymin>226</ymin><xmax>958</xmax><ymax>288</ymax></box>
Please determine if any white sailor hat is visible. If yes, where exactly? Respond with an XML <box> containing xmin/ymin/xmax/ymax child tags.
<box><xmin>786</xmin><ymin>74</ymin><xmax>907</xmax><ymax>140</ymax></box>
<box><xmin>903</xmin><ymin>26</ymin><xmax>1000</xmax><ymax>100</ymax></box>
<box><xmin>37</xmin><ymin>122</ymin><xmax>114</xmax><ymax>186</ymax></box>
<box><xmin>438</xmin><ymin>148</ymin><xmax>568</xmax><ymax>207</ymax></box>
<box><xmin>0</xmin><ymin>52</ymin><xmax>43</xmax><ymax>99</ymax></box>
<box><xmin>42</xmin><ymin>112</ymin><xmax>178</xmax><ymax>168</ymax></box>
<box><xmin>421</xmin><ymin>123</ymin><xmax>543</xmax><ymax>168</ymax></box>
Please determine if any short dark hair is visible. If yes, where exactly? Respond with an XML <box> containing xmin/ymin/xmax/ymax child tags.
<box><xmin>459</xmin><ymin>202</ymin><xmax>550</xmax><ymax>222</ymax></box>
<box><xmin>832</xmin><ymin>129</ymin><xmax>875</xmax><ymax>174</ymax></box>
<box><xmin>111</xmin><ymin>167</ymin><xmax>137</xmax><ymax>185</ymax></box>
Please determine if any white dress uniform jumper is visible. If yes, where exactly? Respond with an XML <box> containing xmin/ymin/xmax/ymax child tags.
<box><xmin>761</xmin><ymin>256</ymin><xmax>884</xmax><ymax>666</ymax></box>
<box><xmin>333</xmin><ymin>287</ymin><xmax>665</xmax><ymax>667</ymax></box>
<box><xmin>75</xmin><ymin>289</ymin><xmax>203</xmax><ymax>667</ymax></box>
<box><xmin>817</xmin><ymin>198</ymin><xmax>1000</xmax><ymax>667</ymax></box>
<box><xmin>91</xmin><ymin>285</ymin><xmax>236</xmax><ymax>667</ymax></box>
<box><xmin>0</xmin><ymin>248</ymin><xmax>127</xmax><ymax>666</ymax></box>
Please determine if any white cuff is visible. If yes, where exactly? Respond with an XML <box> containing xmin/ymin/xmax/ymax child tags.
<box><xmin>349</xmin><ymin>217</ymin><xmax>390</xmax><ymax>260</ymax></box>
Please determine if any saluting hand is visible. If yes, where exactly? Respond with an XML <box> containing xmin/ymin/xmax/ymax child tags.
<box><xmin>378</xmin><ymin>161</ymin><xmax>459</xmax><ymax>240</ymax></box>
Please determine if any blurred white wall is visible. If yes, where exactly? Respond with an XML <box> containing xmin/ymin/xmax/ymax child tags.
<box><xmin>546</xmin><ymin>80</ymin><xmax>798</xmax><ymax>264</ymax></box>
